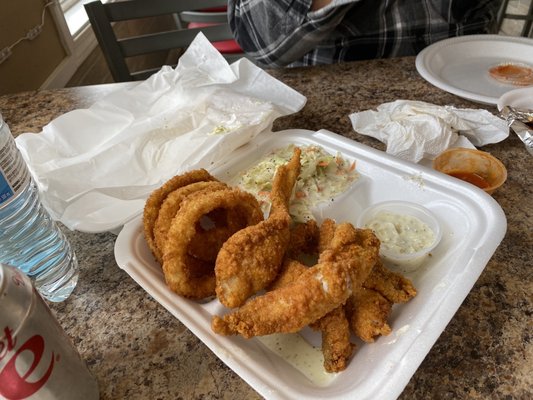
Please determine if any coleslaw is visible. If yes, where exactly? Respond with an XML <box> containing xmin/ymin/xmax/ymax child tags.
<box><xmin>234</xmin><ymin>144</ymin><xmax>358</xmax><ymax>222</ymax></box>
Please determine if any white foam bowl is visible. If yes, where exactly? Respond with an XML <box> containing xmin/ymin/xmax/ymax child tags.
<box><xmin>496</xmin><ymin>86</ymin><xmax>533</xmax><ymax>111</ymax></box>
<box><xmin>357</xmin><ymin>201</ymin><xmax>442</xmax><ymax>272</ymax></box>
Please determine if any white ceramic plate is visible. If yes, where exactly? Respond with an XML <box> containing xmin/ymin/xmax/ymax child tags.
<box><xmin>416</xmin><ymin>34</ymin><xmax>533</xmax><ymax>105</ymax></box>
<box><xmin>114</xmin><ymin>129</ymin><xmax>506</xmax><ymax>400</ymax></box>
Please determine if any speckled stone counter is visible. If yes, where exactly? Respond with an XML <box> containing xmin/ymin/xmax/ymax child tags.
<box><xmin>1</xmin><ymin>57</ymin><xmax>531</xmax><ymax>399</ymax></box>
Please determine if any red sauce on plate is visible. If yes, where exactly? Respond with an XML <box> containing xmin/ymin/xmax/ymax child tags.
<box><xmin>489</xmin><ymin>63</ymin><xmax>533</xmax><ymax>86</ymax></box>
<box><xmin>448</xmin><ymin>171</ymin><xmax>490</xmax><ymax>189</ymax></box>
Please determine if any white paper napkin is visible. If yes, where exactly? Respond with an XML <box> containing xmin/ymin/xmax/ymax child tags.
<box><xmin>15</xmin><ymin>33</ymin><xmax>306</xmax><ymax>232</ymax></box>
<box><xmin>349</xmin><ymin>100</ymin><xmax>508</xmax><ymax>163</ymax></box>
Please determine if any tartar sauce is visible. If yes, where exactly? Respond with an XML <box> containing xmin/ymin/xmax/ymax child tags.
<box><xmin>366</xmin><ymin>211</ymin><xmax>435</xmax><ymax>254</ymax></box>
<box><xmin>257</xmin><ymin>333</ymin><xmax>337</xmax><ymax>386</ymax></box>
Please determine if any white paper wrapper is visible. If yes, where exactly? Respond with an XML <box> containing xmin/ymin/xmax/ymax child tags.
<box><xmin>349</xmin><ymin>100</ymin><xmax>508</xmax><ymax>163</ymax></box>
<box><xmin>15</xmin><ymin>33</ymin><xmax>306</xmax><ymax>232</ymax></box>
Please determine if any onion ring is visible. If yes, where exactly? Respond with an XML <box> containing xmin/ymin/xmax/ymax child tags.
<box><xmin>153</xmin><ymin>181</ymin><xmax>228</xmax><ymax>263</ymax></box>
<box><xmin>143</xmin><ymin>169</ymin><xmax>217</xmax><ymax>260</ymax></box>
<box><xmin>162</xmin><ymin>189</ymin><xmax>263</xmax><ymax>299</ymax></box>
<box><xmin>187</xmin><ymin>207</ymin><xmax>250</xmax><ymax>263</ymax></box>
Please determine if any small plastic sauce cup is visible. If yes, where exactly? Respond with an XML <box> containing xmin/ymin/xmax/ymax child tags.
<box><xmin>432</xmin><ymin>148</ymin><xmax>507</xmax><ymax>194</ymax></box>
<box><xmin>357</xmin><ymin>201</ymin><xmax>442</xmax><ymax>273</ymax></box>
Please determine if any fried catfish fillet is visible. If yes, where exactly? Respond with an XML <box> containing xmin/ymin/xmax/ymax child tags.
<box><xmin>363</xmin><ymin>260</ymin><xmax>417</xmax><ymax>303</ymax></box>
<box><xmin>214</xmin><ymin>148</ymin><xmax>301</xmax><ymax>308</ymax></box>
<box><xmin>346</xmin><ymin>287</ymin><xmax>393</xmax><ymax>342</ymax></box>
<box><xmin>285</xmin><ymin>220</ymin><xmax>320</xmax><ymax>259</ymax></box>
<box><xmin>311</xmin><ymin>304</ymin><xmax>355</xmax><ymax>372</ymax></box>
<box><xmin>318</xmin><ymin>218</ymin><xmax>337</xmax><ymax>254</ymax></box>
<box><xmin>346</xmin><ymin>251</ymin><xmax>417</xmax><ymax>343</ymax></box>
<box><xmin>269</xmin><ymin>257</ymin><xmax>355</xmax><ymax>372</ymax></box>
<box><xmin>268</xmin><ymin>258</ymin><xmax>308</xmax><ymax>290</ymax></box>
<box><xmin>211</xmin><ymin>223</ymin><xmax>380</xmax><ymax>338</ymax></box>
<box><xmin>309</xmin><ymin>218</ymin><xmax>356</xmax><ymax>372</ymax></box>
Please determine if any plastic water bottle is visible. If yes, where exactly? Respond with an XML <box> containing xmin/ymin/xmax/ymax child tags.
<box><xmin>0</xmin><ymin>113</ymin><xmax>78</xmax><ymax>302</ymax></box>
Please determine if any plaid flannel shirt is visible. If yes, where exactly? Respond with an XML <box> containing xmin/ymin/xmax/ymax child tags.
<box><xmin>228</xmin><ymin>0</ymin><xmax>503</xmax><ymax>67</ymax></box>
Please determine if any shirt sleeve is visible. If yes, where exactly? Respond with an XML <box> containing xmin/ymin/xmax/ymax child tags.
<box><xmin>228</xmin><ymin>0</ymin><xmax>357</xmax><ymax>67</ymax></box>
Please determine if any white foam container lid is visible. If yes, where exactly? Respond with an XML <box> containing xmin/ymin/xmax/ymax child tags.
<box><xmin>114</xmin><ymin>129</ymin><xmax>507</xmax><ymax>399</ymax></box>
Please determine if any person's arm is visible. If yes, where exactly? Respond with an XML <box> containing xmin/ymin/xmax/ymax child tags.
<box><xmin>228</xmin><ymin>0</ymin><xmax>356</xmax><ymax>67</ymax></box>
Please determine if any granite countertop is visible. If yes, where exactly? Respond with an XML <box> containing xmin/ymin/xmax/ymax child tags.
<box><xmin>1</xmin><ymin>57</ymin><xmax>531</xmax><ymax>399</ymax></box>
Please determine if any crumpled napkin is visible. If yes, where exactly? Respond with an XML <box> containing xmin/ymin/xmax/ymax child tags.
<box><xmin>15</xmin><ymin>33</ymin><xmax>306</xmax><ymax>232</ymax></box>
<box><xmin>349</xmin><ymin>100</ymin><xmax>508</xmax><ymax>163</ymax></box>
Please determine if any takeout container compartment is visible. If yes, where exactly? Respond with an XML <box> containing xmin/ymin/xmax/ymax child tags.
<box><xmin>357</xmin><ymin>201</ymin><xmax>442</xmax><ymax>273</ymax></box>
<box><xmin>432</xmin><ymin>148</ymin><xmax>507</xmax><ymax>194</ymax></box>
<box><xmin>116</xmin><ymin>129</ymin><xmax>507</xmax><ymax>400</ymax></box>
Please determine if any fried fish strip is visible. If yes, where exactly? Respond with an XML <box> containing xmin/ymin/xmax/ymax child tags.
<box><xmin>285</xmin><ymin>220</ymin><xmax>319</xmax><ymax>259</ymax></box>
<box><xmin>325</xmin><ymin>221</ymin><xmax>415</xmax><ymax>342</ymax></box>
<box><xmin>215</xmin><ymin>148</ymin><xmax>302</xmax><ymax>308</ymax></box>
<box><xmin>363</xmin><ymin>261</ymin><xmax>417</xmax><ymax>303</ymax></box>
<box><xmin>311</xmin><ymin>218</ymin><xmax>355</xmax><ymax>372</ymax></box>
<box><xmin>269</xmin><ymin>257</ymin><xmax>355</xmax><ymax>372</ymax></box>
<box><xmin>268</xmin><ymin>258</ymin><xmax>307</xmax><ymax>290</ymax></box>
<box><xmin>344</xmin><ymin>253</ymin><xmax>416</xmax><ymax>343</ymax></box>
<box><xmin>143</xmin><ymin>169</ymin><xmax>216</xmax><ymax>260</ymax></box>
<box><xmin>311</xmin><ymin>304</ymin><xmax>355</xmax><ymax>372</ymax></box>
<box><xmin>162</xmin><ymin>189</ymin><xmax>263</xmax><ymax>299</ymax></box>
<box><xmin>346</xmin><ymin>287</ymin><xmax>392</xmax><ymax>342</ymax></box>
<box><xmin>212</xmin><ymin>223</ymin><xmax>379</xmax><ymax>338</ymax></box>
<box><xmin>318</xmin><ymin>224</ymin><xmax>381</xmax><ymax>285</ymax></box>
<box><xmin>318</xmin><ymin>218</ymin><xmax>337</xmax><ymax>254</ymax></box>
<box><xmin>212</xmin><ymin>259</ymin><xmax>353</xmax><ymax>338</ymax></box>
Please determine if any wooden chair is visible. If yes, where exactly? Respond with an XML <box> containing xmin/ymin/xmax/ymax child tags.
<box><xmin>84</xmin><ymin>0</ymin><xmax>244</xmax><ymax>82</ymax></box>
<box><xmin>498</xmin><ymin>0</ymin><xmax>533</xmax><ymax>37</ymax></box>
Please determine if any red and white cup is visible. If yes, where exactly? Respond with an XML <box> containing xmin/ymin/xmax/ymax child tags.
<box><xmin>0</xmin><ymin>263</ymin><xmax>99</xmax><ymax>400</ymax></box>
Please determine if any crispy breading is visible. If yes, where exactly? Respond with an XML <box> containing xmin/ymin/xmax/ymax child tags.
<box><xmin>318</xmin><ymin>218</ymin><xmax>337</xmax><ymax>253</ymax></box>
<box><xmin>268</xmin><ymin>258</ymin><xmax>308</xmax><ymax>290</ymax></box>
<box><xmin>346</xmin><ymin>287</ymin><xmax>392</xmax><ymax>342</ymax></box>
<box><xmin>162</xmin><ymin>188</ymin><xmax>263</xmax><ymax>299</ymax></box>
<box><xmin>212</xmin><ymin>259</ymin><xmax>353</xmax><ymax>338</ymax></box>
<box><xmin>143</xmin><ymin>169</ymin><xmax>216</xmax><ymax>260</ymax></box>
<box><xmin>153</xmin><ymin>181</ymin><xmax>228</xmax><ymax>262</ymax></box>
<box><xmin>211</xmin><ymin>223</ymin><xmax>379</xmax><ymax>339</ymax></box>
<box><xmin>310</xmin><ymin>305</ymin><xmax>355</xmax><ymax>372</ymax></box>
<box><xmin>363</xmin><ymin>260</ymin><xmax>417</xmax><ymax>303</ymax></box>
<box><xmin>214</xmin><ymin>148</ymin><xmax>302</xmax><ymax>308</ymax></box>
<box><xmin>270</xmin><ymin>257</ymin><xmax>355</xmax><ymax>372</ymax></box>
<box><xmin>318</xmin><ymin>224</ymin><xmax>381</xmax><ymax>286</ymax></box>
<box><xmin>285</xmin><ymin>220</ymin><xmax>320</xmax><ymax>259</ymax></box>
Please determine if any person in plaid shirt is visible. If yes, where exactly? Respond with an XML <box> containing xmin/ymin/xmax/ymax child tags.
<box><xmin>228</xmin><ymin>0</ymin><xmax>503</xmax><ymax>67</ymax></box>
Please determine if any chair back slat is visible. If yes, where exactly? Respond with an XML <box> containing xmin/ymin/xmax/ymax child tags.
<box><xmin>104</xmin><ymin>0</ymin><xmax>229</xmax><ymax>21</ymax></box>
<box><xmin>179</xmin><ymin>11</ymin><xmax>228</xmax><ymax>24</ymax></box>
<box><xmin>497</xmin><ymin>0</ymin><xmax>533</xmax><ymax>37</ymax></box>
<box><xmin>119</xmin><ymin>24</ymin><xmax>234</xmax><ymax>57</ymax></box>
<box><xmin>84</xmin><ymin>0</ymin><xmax>242</xmax><ymax>82</ymax></box>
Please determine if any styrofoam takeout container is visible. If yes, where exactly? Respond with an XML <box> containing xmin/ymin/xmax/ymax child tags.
<box><xmin>496</xmin><ymin>86</ymin><xmax>533</xmax><ymax>111</ymax></box>
<box><xmin>115</xmin><ymin>129</ymin><xmax>506</xmax><ymax>400</ymax></box>
<box><xmin>357</xmin><ymin>201</ymin><xmax>442</xmax><ymax>273</ymax></box>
